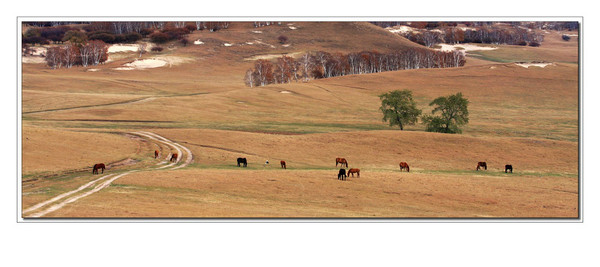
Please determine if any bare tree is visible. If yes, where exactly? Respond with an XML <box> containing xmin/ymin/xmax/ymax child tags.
<box><xmin>138</xmin><ymin>43</ymin><xmax>147</xmax><ymax>58</ymax></box>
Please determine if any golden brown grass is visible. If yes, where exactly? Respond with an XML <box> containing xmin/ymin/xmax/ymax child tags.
<box><xmin>21</xmin><ymin>22</ymin><xmax>580</xmax><ymax>218</ymax></box>
<box><xmin>45</xmin><ymin>168</ymin><xmax>577</xmax><ymax>218</ymax></box>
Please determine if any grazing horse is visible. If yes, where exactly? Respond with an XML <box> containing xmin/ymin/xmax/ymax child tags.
<box><xmin>154</xmin><ymin>150</ymin><xmax>159</xmax><ymax>159</ymax></box>
<box><xmin>399</xmin><ymin>162</ymin><xmax>410</xmax><ymax>172</ymax></box>
<box><xmin>336</xmin><ymin>158</ymin><xmax>348</xmax><ymax>168</ymax></box>
<box><xmin>505</xmin><ymin>164</ymin><xmax>513</xmax><ymax>173</ymax></box>
<box><xmin>237</xmin><ymin>157</ymin><xmax>247</xmax><ymax>167</ymax></box>
<box><xmin>170</xmin><ymin>153</ymin><xmax>178</xmax><ymax>162</ymax></box>
<box><xmin>338</xmin><ymin>169</ymin><xmax>347</xmax><ymax>180</ymax></box>
<box><xmin>347</xmin><ymin>168</ymin><xmax>360</xmax><ymax>177</ymax></box>
<box><xmin>476</xmin><ymin>161</ymin><xmax>487</xmax><ymax>171</ymax></box>
<box><xmin>280</xmin><ymin>160</ymin><xmax>286</xmax><ymax>169</ymax></box>
<box><xmin>92</xmin><ymin>163</ymin><xmax>105</xmax><ymax>174</ymax></box>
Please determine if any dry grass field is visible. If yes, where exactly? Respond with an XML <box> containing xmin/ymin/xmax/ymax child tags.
<box><xmin>21</xmin><ymin>21</ymin><xmax>580</xmax><ymax>218</ymax></box>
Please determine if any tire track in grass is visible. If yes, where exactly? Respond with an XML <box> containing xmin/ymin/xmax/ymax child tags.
<box><xmin>23</xmin><ymin>173</ymin><xmax>116</xmax><ymax>216</ymax></box>
<box><xmin>24</xmin><ymin>131</ymin><xmax>194</xmax><ymax>218</ymax></box>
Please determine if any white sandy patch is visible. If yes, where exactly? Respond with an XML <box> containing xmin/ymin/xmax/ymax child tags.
<box><xmin>22</xmin><ymin>56</ymin><xmax>45</xmax><ymax>64</ymax></box>
<box><xmin>431</xmin><ymin>29</ymin><xmax>443</xmax><ymax>33</ymax></box>
<box><xmin>244</xmin><ymin>52</ymin><xmax>303</xmax><ymax>61</ymax></box>
<box><xmin>30</xmin><ymin>46</ymin><xmax>47</xmax><ymax>56</ymax></box>
<box><xmin>386</xmin><ymin>25</ymin><xmax>418</xmax><ymax>34</ymax></box>
<box><xmin>282</xmin><ymin>44</ymin><xmax>290</xmax><ymax>47</ymax></box>
<box><xmin>516</xmin><ymin>62</ymin><xmax>553</xmax><ymax>68</ymax></box>
<box><xmin>223</xmin><ymin>43</ymin><xmax>233</xmax><ymax>47</ymax></box>
<box><xmin>280</xmin><ymin>90</ymin><xmax>292</xmax><ymax>94</ymax></box>
<box><xmin>115</xmin><ymin>56</ymin><xmax>192</xmax><ymax>70</ymax></box>
<box><xmin>108</xmin><ymin>44</ymin><xmax>139</xmax><ymax>53</ymax></box>
<box><xmin>251</xmin><ymin>30</ymin><xmax>262</xmax><ymax>34</ymax></box>
<box><xmin>459</xmin><ymin>27</ymin><xmax>476</xmax><ymax>31</ymax></box>
<box><xmin>194</xmin><ymin>39</ymin><xmax>204</xmax><ymax>45</ymax></box>
<box><xmin>246</xmin><ymin>42</ymin><xmax>254</xmax><ymax>45</ymax></box>
<box><xmin>253</xmin><ymin>40</ymin><xmax>276</xmax><ymax>48</ymax></box>
<box><xmin>436</xmin><ymin>43</ymin><xmax>498</xmax><ymax>54</ymax></box>
<box><xmin>289</xmin><ymin>26</ymin><xmax>297</xmax><ymax>30</ymax></box>
<box><xmin>86</xmin><ymin>68</ymin><xmax>100</xmax><ymax>72</ymax></box>
<box><xmin>114</xmin><ymin>67</ymin><xmax>135</xmax><ymax>70</ymax></box>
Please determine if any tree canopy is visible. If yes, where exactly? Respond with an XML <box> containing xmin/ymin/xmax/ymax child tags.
<box><xmin>379</xmin><ymin>90</ymin><xmax>422</xmax><ymax>130</ymax></box>
<box><xmin>422</xmin><ymin>92</ymin><xmax>469</xmax><ymax>134</ymax></box>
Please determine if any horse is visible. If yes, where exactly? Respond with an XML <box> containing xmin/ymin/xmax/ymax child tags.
<box><xmin>399</xmin><ymin>162</ymin><xmax>410</xmax><ymax>172</ymax></box>
<box><xmin>476</xmin><ymin>162</ymin><xmax>487</xmax><ymax>171</ymax></box>
<box><xmin>237</xmin><ymin>157</ymin><xmax>247</xmax><ymax>167</ymax></box>
<box><xmin>347</xmin><ymin>168</ymin><xmax>360</xmax><ymax>177</ymax></box>
<box><xmin>92</xmin><ymin>163</ymin><xmax>105</xmax><ymax>174</ymax></box>
<box><xmin>154</xmin><ymin>150</ymin><xmax>159</xmax><ymax>159</ymax></box>
<box><xmin>505</xmin><ymin>164</ymin><xmax>513</xmax><ymax>173</ymax></box>
<box><xmin>280</xmin><ymin>160</ymin><xmax>286</xmax><ymax>169</ymax></box>
<box><xmin>336</xmin><ymin>157</ymin><xmax>348</xmax><ymax>168</ymax></box>
<box><xmin>338</xmin><ymin>169</ymin><xmax>347</xmax><ymax>180</ymax></box>
<box><xmin>170</xmin><ymin>153</ymin><xmax>178</xmax><ymax>162</ymax></box>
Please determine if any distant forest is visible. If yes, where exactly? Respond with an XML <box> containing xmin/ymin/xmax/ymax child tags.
<box><xmin>371</xmin><ymin>21</ymin><xmax>579</xmax><ymax>47</ymax></box>
<box><xmin>245</xmin><ymin>49</ymin><xmax>466</xmax><ymax>87</ymax></box>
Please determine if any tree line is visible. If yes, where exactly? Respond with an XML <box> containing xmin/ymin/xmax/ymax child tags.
<box><xmin>23</xmin><ymin>21</ymin><xmax>232</xmax><ymax>46</ymax></box>
<box><xmin>244</xmin><ymin>49</ymin><xmax>465</xmax><ymax>87</ymax></box>
<box><xmin>44</xmin><ymin>40</ymin><xmax>108</xmax><ymax>69</ymax></box>
<box><xmin>400</xmin><ymin>26</ymin><xmax>544</xmax><ymax>48</ymax></box>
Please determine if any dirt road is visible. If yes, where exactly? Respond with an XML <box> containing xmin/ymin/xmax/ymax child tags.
<box><xmin>22</xmin><ymin>131</ymin><xmax>193</xmax><ymax>218</ymax></box>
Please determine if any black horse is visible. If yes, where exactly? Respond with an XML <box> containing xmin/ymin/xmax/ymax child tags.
<box><xmin>338</xmin><ymin>169</ymin><xmax>347</xmax><ymax>180</ymax></box>
<box><xmin>505</xmin><ymin>164</ymin><xmax>513</xmax><ymax>173</ymax></box>
<box><xmin>237</xmin><ymin>157</ymin><xmax>247</xmax><ymax>167</ymax></box>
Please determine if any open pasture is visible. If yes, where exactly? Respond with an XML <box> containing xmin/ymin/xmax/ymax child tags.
<box><xmin>21</xmin><ymin>21</ymin><xmax>580</xmax><ymax>218</ymax></box>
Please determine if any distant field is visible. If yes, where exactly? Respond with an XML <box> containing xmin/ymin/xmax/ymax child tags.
<box><xmin>21</xmin><ymin>21</ymin><xmax>580</xmax><ymax>218</ymax></box>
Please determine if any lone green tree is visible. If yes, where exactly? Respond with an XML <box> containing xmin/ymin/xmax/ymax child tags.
<box><xmin>422</xmin><ymin>92</ymin><xmax>469</xmax><ymax>134</ymax></box>
<box><xmin>379</xmin><ymin>90</ymin><xmax>422</xmax><ymax>130</ymax></box>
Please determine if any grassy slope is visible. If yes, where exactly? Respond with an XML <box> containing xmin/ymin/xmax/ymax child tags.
<box><xmin>21</xmin><ymin>22</ymin><xmax>580</xmax><ymax>217</ymax></box>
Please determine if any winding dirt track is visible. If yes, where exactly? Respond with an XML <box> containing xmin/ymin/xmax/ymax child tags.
<box><xmin>23</xmin><ymin>131</ymin><xmax>193</xmax><ymax>218</ymax></box>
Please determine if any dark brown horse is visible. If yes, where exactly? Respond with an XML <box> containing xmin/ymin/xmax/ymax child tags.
<box><xmin>505</xmin><ymin>164</ymin><xmax>513</xmax><ymax>173</ymax></box>
<box><xmin>338</xmin><ymin>168</ymin><xmax>347</xmax><ymax>180</ymax></box>
<box><xmin>476</xmin><ymin>162</ymin><xmax>487</xmax><ymax>171</ymax></box>
<box><xmin>237</xmin><ymin>157</ymin><xmax>247</xmax><ymax>167</ymax></box>
<box><xmin>336</xmin><ymin>157</ymin><xmax>348</xmax><ymax>168</ymax></box>
<box><xmin>170</xmin><ymin>153</ymin><xmax>178</xmax><ymax>162</ymax></box>
<box><xmin>399</xmin><ymin>162</ymin><xmax>410</xmax><ymax>172</ymax></box>
<box><xmin>154</xmin><ymin>150</ymin><xmax>159</xmax><ymax>159</ymax></box>
<box><xmin>347</xmin><ymin>168</ymin><xmax>360</xmax><ymax>177</ymax></box>
<box><xmin>280</xmin><ymin>160</ymin><xmax>286</xmax><ymax>169</ymax></box>
<box><xmin>92</xmin><ymin>163</ymin><xmax>105</xmax><ymax>174</ymax></box>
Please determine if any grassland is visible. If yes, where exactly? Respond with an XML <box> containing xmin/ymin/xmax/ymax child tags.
<box><xmin>21</xmin><ymin>22</ymin><xmax>580</xmax><ymax>218</ymax></box>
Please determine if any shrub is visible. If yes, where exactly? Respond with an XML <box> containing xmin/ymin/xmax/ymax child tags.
<box><xmin>562</xmin><ymin>34</ymin><xmax>571</xmax><ymax>41</ymax></box>
<box><xmin>149</xmin><ymin>32</ymin><xmax>170</xmax><ymax>44</ymax></box>
<box><xmin>151</xmin><ymin>46</ymin><xmax>163</xmax><ymax>52</ymax></box>
<box><xmin>278</xmin><ymin>35</ymin><xmax>288</xmax><ymax>44</ymax></box>
<box><xmin>184</xmin><ymin>24</ymin><xmax>196</xmax><ymax>32</ymax></box>
<box><xmin>516</xmin><ymin>40</ymin><xmax>527</xmax><ymax>46</ymax></box>
<box><xmin>528</xmin><ymin>41</ymin><xmax>541</xmax><ymax>47</ymax></box>
<box><xmin>125</xmin><ymin>32</ymin><xmax>142</xmax><ymax>42</ymax></box>
<box><xmin>180</xmin><ymin>38</ymin><xmax>189</xmax><ymax>46</ymax></box>
<box><xmin>140</xmin><ymin>28</ymin><xmax>154</xmax><ymax>37</ymax></box>
<box><xmin>88</xmin><ymin>32</ymin><xmax>116</xmax><ymax>43</ymax></box>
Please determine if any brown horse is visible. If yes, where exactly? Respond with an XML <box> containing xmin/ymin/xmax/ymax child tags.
<box><xmin>399</xmin><ymin>162</ymin><xmax>410</xmax><ymax>172</ymax></box>
<box><xmin>476</xmin><ymin>162</ymin><xmax>487</xmax><ymax>171</ymax></box>
<box><xmin>170</xmin><ymin>153</ymin><xmax>178</xmax><ymax>162</ymax></box>
<box><xmin>154</xmin><ymin>150</ymin><xmax>159</xmax><ymax>159</ymax></box>
<box><xmin>347</xmin><ymin>168</ymin><xmax>360</xmax><ymax>177</ymax></box>
<box><xmin>336</xmin><ymin>158</ymin><xmax>348</xmax><ymax>168</ymax></box>
<box><xmin>92</xmin><ymin>163</ymin><xmax>105</xmax><ymax>174</ymax></box>
<box><xmin>280</xmin><ymin>160</ymin><xmax>286</xmax><ymax>169</ymax></box>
